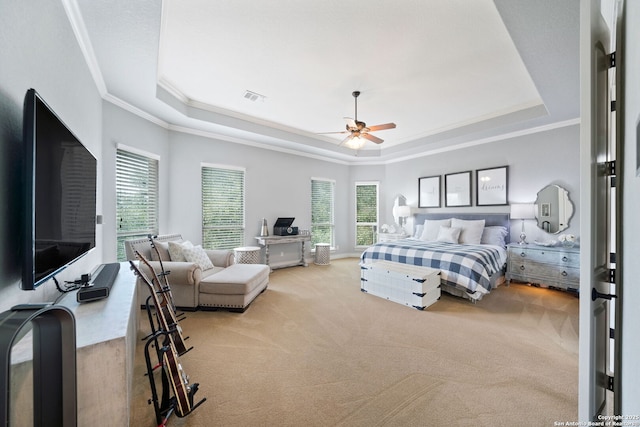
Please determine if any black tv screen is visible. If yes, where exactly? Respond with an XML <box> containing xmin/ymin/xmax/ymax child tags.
<box><xmin>22</xmin><ymin>89</ymin><xmax>97</xmax><ymax>290</ymax></box>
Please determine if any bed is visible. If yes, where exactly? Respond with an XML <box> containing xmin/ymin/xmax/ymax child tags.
<box><xmin>360</xmin><ymin>213</ymin><xmax>510</xmax><ymax>302</ymax></box>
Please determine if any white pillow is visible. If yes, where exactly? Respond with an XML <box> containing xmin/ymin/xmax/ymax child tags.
<box><xmin>182</xmin><ymin>245</ymin><xmax>214</xmax><ymax>271</ymax></box>
<box><xmin>481</xmin><ymin>226</ymin><xmax>509</xmax><ymax>247</ymax></box>
<box><xmin>413</xmin><ymin>224</ymin><xmax>424</xmax><ymax>239</ymax></box>
<box><xmin>436</xmin><ymin>226</ymin><xmax>461</xmax><ymax>243</ymax></box>
<box><xmin>451</xmin><ymin>218</ymin><xmax>485</xmax><ymax>244</ymax></box>
<box><xmin>167</xmin><ymin>240</ymin><xmax>193</xmax><ymax>262</ymax></box>
<box><xmin>419</xmin><ymin>219</ymin><xmax>452</xmax><ymax>241</ymax></box>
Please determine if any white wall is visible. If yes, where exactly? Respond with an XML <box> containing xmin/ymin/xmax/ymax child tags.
<box><xmin>621</xmin><ymin>0</ymin><xmax>640</xmax><ymax>414</ymax></box>
<box><xmin>0</xmin><ymin>0</ymin><xmax>103</xmax><ymax>311</ymax></box>
<box><xmin>384</xmin><ymin>124</ymin><xmax>581</xmax><ymax>243</ymax></box>
<box><xmin>164</xmin><ymin>130</ymin><xmax>351</xmax><ymax>264</ymax></box>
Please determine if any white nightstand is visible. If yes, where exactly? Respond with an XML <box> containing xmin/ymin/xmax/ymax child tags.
<box><xmin>506</xmin><ymin>243</ymin><xmax>580</xmax><ymax>293</ymax></box>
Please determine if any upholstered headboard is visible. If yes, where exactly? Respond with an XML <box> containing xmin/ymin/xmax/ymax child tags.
<box><xmin>413</xmin><ymin>213</ymin><xmax>511</xmax><ymax>243</ymax></box>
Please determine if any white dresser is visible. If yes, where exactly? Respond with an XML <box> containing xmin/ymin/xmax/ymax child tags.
<box><xmin>506</xmin><ymin>243</ymin><xmax>580</xmax><ymax>293</ymax></box>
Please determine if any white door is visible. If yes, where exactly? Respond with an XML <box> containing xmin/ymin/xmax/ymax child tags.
<box><xmin>579</xmin><ymin>0</ymin><xmax>618</xmax><ymax>419</ymax></box>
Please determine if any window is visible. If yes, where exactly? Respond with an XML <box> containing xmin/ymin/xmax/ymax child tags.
<box><xmin>202</xmin><ymin>164</ymin><xmax>245</xmax><ymax>249</ymax></box>
<box><xmin>311</xmin><ymin>178</ymin><xmax>335</xmax><ymax>248</ymax></box>
<box><xmin>355</xmin><ymin>182</ymin><xmax>379</xmax><ymax>246</ymax></box>
<box><xmin>116</xmin><ymin>148</ymin><xmax>159</xmax><ymax>261</ymax></box>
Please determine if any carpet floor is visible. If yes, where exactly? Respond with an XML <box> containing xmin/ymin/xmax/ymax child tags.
<box><xmin>130</xmin><ymin>258</ymin><xmax>579</xmax><ymax>427</ymax></box>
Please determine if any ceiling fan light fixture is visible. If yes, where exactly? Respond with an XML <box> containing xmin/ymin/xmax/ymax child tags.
<box><xmin>345</xmin><ymin>136</ymin><xmax>366</xmax><ymax>150</ymax></box>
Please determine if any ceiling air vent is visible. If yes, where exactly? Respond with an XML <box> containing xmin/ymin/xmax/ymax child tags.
<box><xmin>243</xmin><ymin>90</ymin><xmax>266</xmax><ymax>102</ymax></box>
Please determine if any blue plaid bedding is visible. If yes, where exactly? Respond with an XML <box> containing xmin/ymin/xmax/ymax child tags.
<box><xmin>360</xmin><ymin>239</ymin><xmax>507</xmax><ymax>295</ymax></box>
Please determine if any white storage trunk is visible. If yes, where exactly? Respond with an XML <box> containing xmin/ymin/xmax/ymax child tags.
<box><xmin>360</xmin><ymin>261</ymin><xmax>441</xmax><ymax>310</ymax></box>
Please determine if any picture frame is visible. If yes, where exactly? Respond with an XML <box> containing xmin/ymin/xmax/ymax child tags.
<box><xmin>476</xmin><ymin>166</ymin><xmax>508</xmax><ymax>206</ymax></box>
<box><xmin>445</xmin><ymin>171</ymin><xmax>472</xmax><ymax>207</ymax></box>
<box><xmin>418</xmin><ymin>175</ymin><xmax>441</xmax><ymax>208</ymax></box>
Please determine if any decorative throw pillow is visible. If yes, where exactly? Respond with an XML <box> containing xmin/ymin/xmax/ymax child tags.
<box><xmin>413</xmin><ymin>224</ymin><xmax>424</xmax><ymax>239</ymax></box>
<box><xmin>182</xmin><ymin>245</ymin><xmax>214</xmax><ymax>271</ymax></box>
<box><xmin>168</xmin><ymin>240</ymin><xmax>193</xmax><ymax>262</ymax></box>
<box><xmin>451</xmin><ymin>218</ymin><xmax>485</xmax><ymax>244</ymax></box>
<box><xmin>150</xmin><ymin>240</ymin><xmax>171</xmax><ymax>261</ymax></box>
<box><xmin>420</xmin><ymin>219</ymin><xmax>452</xmax><ymax>241</ymax></box>
<box><xmin>481</xmin><ymin>226</ymin><xmax>509</xmax><ymax>247</ymax></box>
<box><xmin>436</xmin><ymin>226</ymin><xmax>461</xmax><ymax>243</ymax></box>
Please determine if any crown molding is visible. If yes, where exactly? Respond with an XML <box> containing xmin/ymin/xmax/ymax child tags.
<box><xmin>61</xmin><ymin>0</ymin><xmax>107</xmax><ymax>96</ymax></box>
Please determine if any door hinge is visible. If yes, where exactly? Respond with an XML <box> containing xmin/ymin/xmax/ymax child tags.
<box><xmin>607</xmin><ymin>375</ymin><xmax>615</xmax><ymax>392</ymax></box>
<box><xmin>610</xmin><ymin>328</ymin><xmax>615</xmax><ymax>339</ymax></box>
<box><xmin>603</xmin><ymin>161</ymin><xmax>616</xmax><ymax>176</ymax></box>
<box><xmin>608</xmin><ymin>52</ymin><xmax>616</xmax><ymax>68</ymax></box>
<box><xmin>592</xmin><ymin>287</ymin><xmax>617</xmax><ymax>301</ymax></box>
<box><xmin>611</xmin><ymin>100</ymin><xmax>616</xmax><ymax>112</ymax></box>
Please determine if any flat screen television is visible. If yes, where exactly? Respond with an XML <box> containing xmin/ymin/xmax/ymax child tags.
<box><xmin>22</xmin><ymin>89</ymin><xmax>97</xmax><ymax>290</ymax></box>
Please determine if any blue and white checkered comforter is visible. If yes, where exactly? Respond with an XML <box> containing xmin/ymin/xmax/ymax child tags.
<box><xmin>360</xmin><ymin>239</ymin><xmax>507</xmax><ymax>295</ymax></box>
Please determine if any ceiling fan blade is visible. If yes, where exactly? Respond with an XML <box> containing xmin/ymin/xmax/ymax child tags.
<box><xmin>343</xmin><ymin>117</ymin><xmax>357</xmax><ymax>130</ymax></box>
<box><xmin>366</xmin><ymin>123</ymin><xmax>396</xmax><ymax>132</ymax></box>
<box><xmin>362</xmin><ymin>133</ymin><xmax>384</xmax><ymax>144</ymax></box>
<box><xmin>338</xmin><ymin>134</ymin><xmax>354</xmax><ymax>147</ymax></box>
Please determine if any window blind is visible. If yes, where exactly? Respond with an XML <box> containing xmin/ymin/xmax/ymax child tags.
<box><xmin>116</xmin><ymin>149</ymin><xmax>159</xmax><ymax>261</ymax></box>
<box><xmin>355</xmin><ymin>182</ymin><xmax>379</xmax><ymax>247</ymax></box>
<box><xmin>311</xmin><ymin>178</ymin><xmax>335</xmax><ymax>248</ymax></box>
<box><xmin>202</xmin><ymin>166</ymin><xmax>245</xmax><ymax>249</ymax></box>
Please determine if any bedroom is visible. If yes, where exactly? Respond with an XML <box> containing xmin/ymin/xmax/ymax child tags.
<box><xmin>1</xmin><ymin>0</ymin><xmax>640</xmax><ymax>424</ymax></box>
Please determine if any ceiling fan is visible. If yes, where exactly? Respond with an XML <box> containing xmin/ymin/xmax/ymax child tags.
<box><xmin>321</xmin><ymin>91</ymin><xmax>396</xmax><ymax>149</ymax></box>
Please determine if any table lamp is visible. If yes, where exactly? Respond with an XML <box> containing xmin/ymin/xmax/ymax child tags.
<box><xmin>510</xmin><ymin>203</ymin><xmax>536</xmax><ymax>244</ymax></box>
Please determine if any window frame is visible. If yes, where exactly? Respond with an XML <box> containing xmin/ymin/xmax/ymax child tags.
<box><xmin>115</xmin><ymin>145</ymin><xmax>159</xmax><ymax>261</ymax></box>
<box><xmin>355</xmin><ymin>181</ymin><xmax>379</xmax><ymax>248</ymax></box>
<box><xmin>310</xmin><ymin>177</ymin><xmax>336</xmax><ymax>250</ymax></box>
<box><xmin>201</xmin><ymin>163</ymin><xmax>246</xmax><ymax>250</ymax></box>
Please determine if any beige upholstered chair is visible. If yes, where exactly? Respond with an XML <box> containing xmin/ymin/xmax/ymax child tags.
<box><xmin>124</xmin><ymin>234</ymin><xmax>269</xmax><ymax>312</ymax></box>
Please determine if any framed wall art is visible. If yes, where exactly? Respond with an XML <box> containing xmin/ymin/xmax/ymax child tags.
<box><xmin>445</xmin><ymin>171</ymin><xmax>472</xmax><ymax>207</ymax></box>
<box><xmin>418</xmin><ymin>175</ymin><xmax>441</xmax><ymax>208</ymax></box>
<box><xmin>476</xmin><ymin>166</ymin><xmax>508</xmax><ymax>206</ymax></box>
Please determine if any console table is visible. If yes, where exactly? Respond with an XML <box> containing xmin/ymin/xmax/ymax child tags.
<box><xmin>57</xmin><ymin>262</ymin><xmax>137</xmax><ymax>425</ymax></box>
<box><xmin>255</xmin><ymin>234</ymin><xmax>311</xmax><ymax>270</ymax></box>
<box><xmin>506</xmin><ymin>243</ymin><xmax>580</xmax><ymax>293</ymax></box>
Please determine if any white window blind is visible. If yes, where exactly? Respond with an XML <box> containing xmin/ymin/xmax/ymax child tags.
<box><xmin>311</xmin><ymin>178</ymin><xmax>335</xmax><ymax>248</ymax></box>
<box><xmin>202</xmin><ymin>165</ymin><xmax>245</xmax><ymax>249</ymax></box>
<box><xmin>355</xmin><ymin>182</ymin><xmax>379</xmax><ymax>247</ymax></box>
<box><xmin>116</xmin><ymin>148</ymin><xmax>159</xmax><ymax>261</ymax></box>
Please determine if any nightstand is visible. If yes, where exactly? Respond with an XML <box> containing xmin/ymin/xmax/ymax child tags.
<box><xmin>377</xmin><ymin>232</ymin><xmax>408</xmax><ymax>243</ymax></box>
<box><xmin>506</xmin><ymin>243</ymin><xmax>580</xmax><ymax>293</ymax></box>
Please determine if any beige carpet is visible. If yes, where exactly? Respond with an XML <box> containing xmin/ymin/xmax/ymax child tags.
<box><xmin>130</xmin><ymin>258</ymin><xmax>579</xmax><ymax>427</ymax></box>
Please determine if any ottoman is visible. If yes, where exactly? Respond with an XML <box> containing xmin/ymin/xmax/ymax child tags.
<box><xmin>198</xmin><ymin>263</ymin><xmax>269</xmax><ymax>312</ymax></box>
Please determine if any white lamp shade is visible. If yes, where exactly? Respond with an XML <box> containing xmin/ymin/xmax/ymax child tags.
<box><xmin>396</xmin><ymin>205</ymin><xmax>411</xmax><ymax>218</ymax></box>
<box><xmin>510</xmin><ymin>203</ymin><xmax>536</xmax><ymax>219</ymax></box>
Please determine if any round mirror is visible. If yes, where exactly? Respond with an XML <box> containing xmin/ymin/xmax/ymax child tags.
<box><xmin>392</xmin><ymin>194</ymin><xmax>407</xmax><ymax>228</ymax></box>
<box><xmin>535</xmin><ymin>185</ymin><xmax>573</xmax><ymax>234</ymax></box>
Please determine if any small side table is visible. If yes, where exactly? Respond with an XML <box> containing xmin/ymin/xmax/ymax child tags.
<box><xmin>314</xmin><ymin>243</ymin><xmax>331</xmax><ymax>265</ymax></box>
<box><xmin>234</xmin><ymin>246</ymin><xmax>262</xmax><ymax>264</ymax></box>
